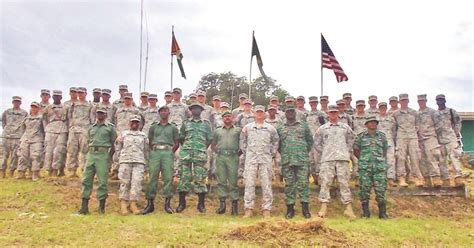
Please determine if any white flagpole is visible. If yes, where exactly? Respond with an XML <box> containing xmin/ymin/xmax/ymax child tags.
<box><xmin>171</xmin><ymin>25</ymin><xmax>174</xmax><ymax>91</ymax></box>
<box><xmin>249</xmin><ymin>30</ymin><xmax>254</xmax><ymax>100</ymax></box>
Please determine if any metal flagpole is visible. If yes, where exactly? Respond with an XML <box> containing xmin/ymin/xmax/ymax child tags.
<box><xmin>139</xmin><ymin>0</ymin><xmax>144</xmax><ymax>93</ymax></box>
<box><xmin>171</xmin><ymin>25</ymin><xmax>174</xmax><ymax>91</ymax></box>
<box><xmin>143</xmin><ymin>9</ymin><xmax>149</xmax><ymax>91</ymax></box>
<box><xmin>320</xmin><ymin>32</ymin><xmax>323</xmax><ymax>96</ymax></box>
<box><xmin>249</xmin><ymin>30</ymin><xmax>254</xmax><ymax>100</ymax></box>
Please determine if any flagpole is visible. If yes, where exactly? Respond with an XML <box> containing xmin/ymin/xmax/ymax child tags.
<box><xmin>171</xmin><ymin>25</ymin><xmax>174</xmax><ymax>91</ymax></box>
<box><xmin>139</xmin><ymin>0</ymin><xmax>144</xmax><ymax>93</ymax></box>
<box><xmin>320</xmin><ymin>33</ymin><xmax>323</xmax><ymax>96</ymax></box>
<box><xmin>249</xmin><ymin>30</ymin><xmax>254</xmax><ymax>100</ymax></box>
<box><xmin>143</xmin><ymin>9</ymin><xmax>149</xmax><ymax>91</ymax></box>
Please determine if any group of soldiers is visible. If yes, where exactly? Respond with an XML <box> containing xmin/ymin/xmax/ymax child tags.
<box><xmin>1</xmin><ymin>85</ymin><xmax>465</xmax><ymax>220</ymax></box>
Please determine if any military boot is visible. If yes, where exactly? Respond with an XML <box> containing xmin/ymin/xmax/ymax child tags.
<box><xmin>67</xmin><ymin>169</ymin><xmax>77</xmax><ymax>178</ymax></box>
<box><xmin>175</xmin><ymin>192</ymin><xmax>187</xmax><ymax>213</ymax></box>
<box><xmin>398</xmin><ymin>177</ymin><xmax>408</xmax><ymax>187</ymax></box>
<box><xmin>231</xmin><ymin>200</ymin><xmax>238</xmax><ymax>216</ymax></box>
<box><xmin>243</xmin><ymin>208</ymin><xmax>253</xmax><ymax>218</ymax></box>
<box><xmin>197</xmin><ymin>193</ymin><xmax>206</xmax><ymax>213</ymax></box>
<box><xmin>0</xmin><ymin>170</ymin><xmax>5</xmax><ymax>178</ymax></box>
<box><xmin>378</xmin><ymin>201</ymin><xmax>388</xmax><ymax>219</ymax></box>
<box><xmin>361</xmin><ymin>201</ymin><xmax>371</xmax><ymax>218</ymax></box>
<box><xmin>216</xmin><ymin>198</ymin><xmax>226</xmax><ymax>214</ymax></box>
<box><xmin>142</xmin><ymin>199</ymin><xmax>155</xmax><ymax>215</ymax></box>
<box><xmin>343</xmin><ymin>203</ymin><xmax>356</xmax><ymax>220</ymax></box>
<box><xmin>414</xmin><ymin>177</ymin><xmax>425</xmax><ymax>187</ymax></box>
<box><xmin>318</xmin><ymin>203</ymin><xmax>327</xmax><ymax>218</ymax></box>
<box><xmin>16</xmin><ymin>171</ymin><xmax>26</xmax><ymax>180</ymax></box>
<box><xmin>77</xmin><ymin>198</ymin><xmax>89</xmax><ymax>215</ymax></box>
<box><xmin>442</xmin><ymin>179</ymin><xmax>451</xmax><ymax>187</ymax></box>
<box><xmin>130</xmin><ymin>201</ymin><xmax>140</xmax><ymax>215</ymax></box>
<box><xmin>302</xmin><ymin>202</ymin><xmax>311</xmax><ymax>219</ymax></box>
<box><xmin>431</xmin><ymin>176</ymin><xmax>442</xmax><ymax>187</ymax></box>
<box><xmin>58</xmin><ymin>167</ymin><xmax>65</xmax><ymax>177</ymax></box>
<box><xmin>262</xmin><ymin>209</ymin><xmax>271</xmax><ymax>218</ymax></box>
<box><xmin>423</xmin><ymin>177</ymin><xmax>432</xmax><ymax>187</ymax></box>
<box><xmin>388</xmin><ymin>179</ymin><xmax>398</xmax><ymax>187</ymax></box>
<box><xmin>164</xmin><ymin>197</ymin><xmax>173</xmax><ymax>214</ymax></box>
<box><xmin>98</xmin><ymin>199</ymin><xmax>106</xmax><ymax>215</ymax></box>
<box><xmin>120</xmin><ymin>200</ymin><xmax>129</xmax><ymax>215</ymax></box>
<box><xmin>50</xmin><ymin>169</ymin><xmax>58</xmax><ymax>177</ymax></box>
<box><xmin>285</xmin><ymin>204</ymin><xmax>295</xmax><ymax>219</ymax></box>
<box><xmin>26</xmin><ymin>169</ymin><xmax>32</xmax><ymax>179</ymax></box>
<box><xmin>9</xmin><ymin>169</ymin><xmax>15</xmax><ymax>178</ymax></box>
<box><xmin>454</xmin><ymin>177</ymin><xmax>465</xmax><ymax>187</ymax></box>
<box><xmin>32</xmin><ymin>171</ymin><xmax>40</xmax><ymax>181</ymax></box>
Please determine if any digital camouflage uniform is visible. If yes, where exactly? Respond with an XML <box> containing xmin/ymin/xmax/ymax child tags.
<box><xmin>168</xmin><ymin>101</ymin><xmax>190</xmax><ymax>173</ymax></box>
<box><xmin>235</xmin><ymin>111</ymin><xmax>255</xmax><ymax>127</ymax></box>
<box><xmin>378</xmin><ymin>114</ymin><xmax>397</xmax><ymax>180</ymax></box>
<box><xmin>43</xmin><ymin>103</ymin><xmax>68</xmax><ymax>172</ymax></box>
<box><xmin>1</xmin><ymin>106</ymin><xmax>28</xmax><ymax>172</ymax></box>
<box><xmin>265</xmin><ymin>114</ymin><xmax>283</xmax><ymax>178</ymax></box>
<box><xmin>307</xmin><ymin>109</ymin><xmax>326</xmax><ymax>178</ymax></box>
<box><xmin>295</xmin><ymin>108</ymin><xmax>308</xmax><ymax>122</ymax></box>
<box><xmin>277</xmin><ymin>120</ymin><xmax>313</xmax><ymax>205</ymax></box>
<box><xmin>17</xmin><ymin>113</ymin><xmax>45</xmax><ymax>172</ymax></box>
<box><xmin>142</xmin><ymin>106</ymin><xmax>159</xmax><ymax>135</ymax></box>
<box><xmin>240</xmin><ymin>121</ymin><xmax>279</xmax><ymax>211</ymax></box>
<box><xmin>113</xmin><ymin>104</ymin><xmax>142</xmax><ymax>172</ymax></box>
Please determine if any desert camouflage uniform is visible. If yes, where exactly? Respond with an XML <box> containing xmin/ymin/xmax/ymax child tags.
<box><xmin>307</xmin><ymin>110</ymin><xmax>326</xmax><ymax>178</ymax></box>
<box><xmin>417</xmin><ymin>107</ymin><xmax>446</xmax><ymax>178</ymax></box>
<box><xmin>138</xmin><ymin>104</ymin><xmax>149</xmax><ymax>114</ymax></box>
<box><xmin>345</xmin><ymin>106</ymin><xmax>356</xmax><ymax>116</ymax></box>
<box><xmin>351</xmin><ymin>113</ymin><xmax>367</xmax><ymax>177</ymax></box>
<box><xmin>378</xmin><ymin>114</ymin><xmax>397</xmax><ymax>180</ymax></box>
<box><xmin>167</xmin><ymin>101</ymin><xmax>190</xmax><ymax>174</ymax></box>
<box><xmin>43</xmin><ymin>103</ymin><xmax>68</xmax><ymax>172</ymax></box>
<box><xmin>1</xmin><ymin>108</ymin><xmax>28</xmax><ymax>171</ymax></box>
<box><xmin>240</xmin><ymin>122</ymin><xmax>279</xmax><ymax>211</ymax></box>
<box><xmin>65</xmin><ymin>101</ymin><xmax>94</xmax><ymax>171</ymax></box>
<box><xmin>338</xmin><ymin>112</ymin><xmax>353</xmax><ymax>129</ymax></box>
<box><xmin>295</xmin><ymin>108</ymin><xmax>309</xmax><ymax>122</ymax></box>
<box><xmin>314</xmin><ymin>122</ymin><xmax>354</xmax><ymax>204</ymax></box>
<box><xmin>231</xmin><ymin>106</ymin><xmax>245</xmax><ymax>120</ymax></box>
<box><xmin>114</xmin><ymin>106</ymin><xmax>143</xmax><ymax>134</ymax></box>
<box><xmin>235</xmin><ymin>111</ymin><xmax>255</xmax><ymax>127</ymax></box>
<box><xmin>17</xmin><ymin>114</ymin><xmax>45</xmax><ymax>172</ymax></box>
<box><xmin>265</xmin><ymin>116</ymin><xmax>283</xmax><ymax>178</ymax></box>
<box><xmin>387</xmin><ymin>108</ymin><xmax>398</xmax><ymax>117</ymax></box>
<box><xmin>39</xmin><ymin>101</ymin><xmax>50</xmax><ymax>114</ymax></box>
<box><xmin>142</xmin><ymin>106</ymin><xmax>159</xmax><ymax>135</ymax></box>
<box><xmin>98</xmin><ymin>102</ymin><xmax>116</xmax><ymax>124</ymax></box>
<box><xmin>366</xmin><ymin>107</ymin><xmax>380</xmax><ymax>117</ymax></box>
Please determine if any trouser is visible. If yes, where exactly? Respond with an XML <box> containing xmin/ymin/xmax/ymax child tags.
<box><xmin>17</xmin><ymin>142</ymin><xmax>43</xmax><ymax>172</ymax></box>
<box><xmin>310</xmin><ymin>148</ymin><xmax>321</xmax><ymax>176</ymax></box>
<box><xmin>439</xmin><ymin>141</ymin><xmax>463</xmax><ymax>178</ymax></box>
<box><xmin>66</xmin><ymin>132</ymin><xmax>87</xmax><ymax>170</ymax></box>
<box><xmin>146</xmin><ymin>149</ymin><xmax>174</xmax><ymax>199</ymax></box>
<box><xmin>318</xmin><ymin>160</ymin><xmax>352</xmax><ymax>204</ymax></box>
<box><xmin>119</xmin><ymin>163</ymin><xmax>145</xmax><ymax>201</ymax></box>
<box><xmin>419</xmin><ymin>137</ymin><xmax>444</xmax><ymax>178</ymax></box>
<box><xmin>173</xmin><ymin>147</ymin><xmax>181</xmax><ymax>176</ymax></box>
<box><xmin>1</xmin><ymin>138</ymin><xmax>20</xmax><ymax>171</ymax></box>
<box><xmin>281</xmin><ymin>163</ymin><xmax>310</xmax><ymax>205</ymax></box>
<box><xmin>386</xmin><ymin>143</ymin><xmax>396</xmax><ymax>180</ymax></box>
<box><xmin>396</xmin><ymin>138</ymin><xmax>423</xmax><ymax>178</ymax></box>
<box><xmin>272</xmin><ymin>152</ymin><xmax>281</xmax><ymax>177</ymax></box>
<box><xmin>244</xmin><ymin>162</ymin><xmax>273</xmax><ymax>210</ymax></box>
<box><xmin>81</xmin><ymin>151</ymin><xmax>110</xmax><ymax>200</ymax></box>
<box><xmin>215</xmin><ymin>153</ymin><xmax>239</xmax><ymax>200</ymax></box>
<box><xmin>177</xmin><ymin>160</ymin><xmax>208</xmax><ymax>193</ymax></box>
<box><xmin>358</xmin><ymin>162</ymin><xmax>387</xmax><ymax>203</ymax></box>
<box><xmin>350</xmin><ymin>154</ymin><xmax>359</xmax><ymax>177</ymax></box>
<box><xmin>205</xmin><ymin>147</ymin><xmax>215</xmax><ymax>176</ymax></box>
<box><xmin>44</xmin><ymin>132</ymin><xmax>67</xmax><ymax>171</ymax></box>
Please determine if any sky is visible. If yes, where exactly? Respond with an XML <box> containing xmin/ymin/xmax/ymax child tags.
<box><xmin>1</xmin><ymin>0</ymin><xmax>473</xmax><ymax>113</ymax></box>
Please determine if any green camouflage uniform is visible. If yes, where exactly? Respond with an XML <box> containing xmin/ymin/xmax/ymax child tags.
<box><xmin>354</xmin><ymin>130</ymin><xmax>388</xmax><ymax>203</ymax></box>
<box><xmin>277</xmin><ymin>120</ymin><xmax>313</xmax><ymax>205</ymax></box>
<box><xmin>177</xmin><ymin>119</ymin><xmax>212</xmax><ymax>193</ymax></box>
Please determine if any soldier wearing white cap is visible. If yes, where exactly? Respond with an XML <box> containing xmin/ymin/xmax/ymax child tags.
<box><xmin>39</xmin><ymin>89</ymin><xmax>51</xmax><ymax>113</ymax></box>
<box><xmin>378</xmin><ymin>102</ymin><xmax>397</xmax><ymax>187</ymax></box>
<box><xmin>98</xmin><ymin>88</ymin><xmax>116</xmax><ymax>124</ymax></box>
<box><xmin>1</xmin><ymin>96</ymin><xmax>28</xmax><ymax>178</ymax></box>
<box><xmin>43</xmin><ymin>90</ymin><xmax>68</xmax><ymax>177</ymax></box>
<box><xmin>232</xmin><ymin>93</ymin><xmax>248</xmax><ymax>119</ymax></box>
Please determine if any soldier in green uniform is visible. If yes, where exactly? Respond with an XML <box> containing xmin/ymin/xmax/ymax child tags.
<box><xmin>212</xmin><ymin>111</ymin><xmax>241</xmax><ymax>215</ymax></box>
<box><xmin>276</xmin><ymin>105</ymin><xmax>313</xmax><ymax>219</ymax></box>
<box><xmin>353</xmin><ymin>116</ymin><xmax>389</xmax><ymax>219</ymax></box>
<box><xmin>77</xmin><ymin>107</ymin><xmax>117</xmax><ymax>215</ymax></box>
<box><xmin>142</xmin><ymin>105</ymin><xmax>180</xmax><ymax>215</ymax></box>
<box><xmin>175</xmin><ymin>103</ymin><xmax>213</xmax><ymax>213</ymax></box>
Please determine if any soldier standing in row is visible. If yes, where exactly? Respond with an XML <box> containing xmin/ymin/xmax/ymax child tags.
<box><xmin>265</xmin><ymin>104</ymin><xmax>282</xmax><ymax>184</ymax></box>
<box><xmin>269</xmin><ymin>95</ymin><xmax>285</xmax><ymax>119</ymax></box>
<box><xmin>138</xmin><ymin>92</ymin><xmax>149</xmax><ymax>113</ymax></box>
<box><xmin>78</xmin><ymin>107</ymin><xmax>116</xmax><ymax>215</ymax></box>
<box><xmin>176</xmin><ymin>103</ymin><xmax>213</xmax><ymax>213</ymax></box>
<box><xmin>168</xmin><ymin>87</ymin><xmax>189</xmax><ymax>178</ymax></box>
<box><xmin>212</xmin><ymin>111</ymin><xmax>241</xmax><ymax>215</ymax></box>
<box><xmin>39</xmin><ymin>89</ymin><xmax>51</xmax><ymax>112</ymax></box>
<box><xmin>315</xmin><ymin>105</ymin><xmax>356</xmax><ymax>220</ymax></box>
<box><xmin>91</xmin><ymin>88</ymin><xmax>102</xmax><ymax>108</ymax></box>
<box><xmin>235</xmin><ymin>100</ymin><xmax>254</xmax><ymax>127</ymax></box>
<box><xmin>351</xmin><ymin>100</ymin><xmax>367</xmax><ymax>181</ymax></box>
<box><xmin>142</xmin><ymin>106</ymin><xmax>179</xmax><ymax>215</ymax></box>
<box><xmin>337</xmin><ymin>99</ymin><xmax>352</xmax><ymax>128</ymax></box>
<box><xmin>164</xmin><ymin>91</ymin><xmax>173</xmax><ymax>105</ymax></box>
<box><xmin>354</xmin><ymin>116</ymin><xmax>389</xmax><ymax>219</ymax></box>
<box><xmin>43</xmin><ymin>90</ymin><xmax>68</xmax><ymax>177</ymax></box>
<box><xmin>116</xmin><ymin>115</ymin><xmax>149</xmax><ymax>215</ymax></box>
<box><xmin>343</xmin><ymin>93</ymin><xmax>355</xmax><ymax>116</ymax></box>
<box><xmin>142</xmin><ymin>93</ymin><xmax>159</xmax><ymax>135</ymax></box>
<box><xmin>113</xmin><ymin>85</ymin><xmax>129</xmax><ymax>109</ymax></box>
<box><xmin>387</xmin><ymin>96</ymin><xmax>399</xmax><ymax>116</ymax></box>
<box><xmin>99</xmin><ymin>89</ymin><xmax>116</xmax><ymax>124</ymax></box>
<box><xmin>240</xmin><ymin>105</ymin><xmax>279</xmax><ymax>218</ymax></box>
<box><xmin>232</xmin><ymin>93</ymin><xmax>248</xmax><ymax>119</ymax></box>
<box><xmin>307</xmin><ymin>96</ymin><xmax>326</xmax><ymax>185</ymax></box>
<box><xmin>63</xmin><ymin>87</ymin><xmax>78</xmax><ymax>112</ymax></box>
<box><xmin>366</xmin><ymin>95</ymin><xmax>380</xmax><ymax>116</ymax></box>
<box><xmin>295</xmin><ymin>96</ymin><xmax>308</xmax><ymax>122</ymax></box>
<box><xmin>378</xmin><ymin>102</ymin><xmax>397</xmax><ymax>187</ymax></box>
<box><xmin>277</xmin><ymin>105</ymin><xmax>313</xmax><ymax>219</ymax></box>
<box><xmin>320</xmin><ymin>96</ymin><xmax>329</xmax><ymax>113</ymax></box>
<box><xmin>16</xmin><ymin>102</ymin><xmax>45</xmax><ymax>181</ymax></box>
<box><xmin>1</xmin><ymin>96</ymin><xmax>27</xmax><ymax>178</ymax></box>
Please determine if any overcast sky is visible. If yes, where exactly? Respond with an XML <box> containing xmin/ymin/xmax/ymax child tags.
<box><xmin>1</xmin><ymin>0</ymin><xmax>473</xmax><ymax>112</ymax></box>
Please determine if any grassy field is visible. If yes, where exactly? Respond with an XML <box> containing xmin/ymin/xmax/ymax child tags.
<box><xmin>1</xmin><ymin>174</ymin><xmax>473</xmax><ymax>247</ymax></box>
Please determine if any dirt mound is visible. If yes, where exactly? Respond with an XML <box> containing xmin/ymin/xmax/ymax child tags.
<box><xmin>222</xmin><ymin>219</ymin><xmax>349</xmax><ymax>247</ymax></box>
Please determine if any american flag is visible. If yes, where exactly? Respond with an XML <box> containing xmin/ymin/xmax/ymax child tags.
<box><xmin>321</xmin><ymin>34</ymin><xmax>348</xmax><ymax>82</ymax></box>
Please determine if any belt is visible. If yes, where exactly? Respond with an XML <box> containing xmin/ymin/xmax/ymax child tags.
<box><xmin>89</xmin><ymin>147</ymin><xmax>110</xmax><ymax>152</ymax></box>
<box><xmin>152</xmin><ymin>144</ymin><xmax>172</xmax><ymax>150</ymax></box>
<box><xmin>217</xmin><ymin>150</ymin><xmax>238</xmax><ymax>155</ymax></box>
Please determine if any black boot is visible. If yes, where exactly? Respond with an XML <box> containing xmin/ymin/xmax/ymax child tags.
<box><xmin>216</xmin><ymin>198</ymin><xmax>226</xmax><ymax>214</ymax></box>
<box><xmin>164</xmin><ymin>197</ymin><xmax>173</xmax><ymax>214</ymax></box>
<box><xmin>378</xmin><ymin>201</ymin><xmax>388</xmax><ymax>219</ymax></box>
<box><xmin>142</xmin><ymin>199</ymin><xmax>155</xmax><ymax>215</ymax></box>
<box><xmin>77</xmin><ymin>198</ymin><xmax>89</xmax><ymax>215</ymax></box>
<box><xmin>99</xmin><ymin>199</ymin><xmax>106</xmax><ymax>215</ymax></box>
<box><xmin>362</xmin><ymin>201</ymin><xmax>371</xmax><ymax>218</ymax></box>
<box><xmin>285</xmin><ymin>204</ymin><xmax>295</xmax><ymax>219</ymax></box>
<box><xmin>301</xmin><ymin>202</ymin><xmax>311</xmax><ymax>219</ymax></box>
<box><xmin>231</xmin><ymin>200</ymin><xmax>238</xmax><ymax>216</ymax></box>
<box><xmin>197</xmin><ymin>193</ymin><xmax>206</xmax><ymax>213</ymax></box>
<box><xmin>175</xmin><ymin>192</ymin><xmax>187</xmax><ymax>213</ymax></box>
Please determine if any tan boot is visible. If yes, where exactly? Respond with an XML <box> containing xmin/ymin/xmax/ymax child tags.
<box><xmin>32</xmin><ymin>171</ymin><xmax>40</xmax><ymax>181</ymax></box>
<box><xmin>129</xmin><ymin>201</ymin><xmax>141</xmax><ymax>215</ymax></box>
<box><xmin>120</xmin><ymin>200</ymin><xmax>129</xmax><ymax>215</ymax></box>
<box><xmin>16</xmin><ymin>171</ymin><xmax>26</xmax><ymax>180</ymax></box>
<box><xmin>454</xmin><ymin>177</ymin><xmax>465</xmax><ymax>187</ymax></box>
<box><xmin>398</xmin><ymin>177</ymin><xmax>408</xmax><ymax>187</ymax></box>
<box><xmin>407</xmin><ymin>176</ymin><xmax>415</xmax><ymax>184</ymax></box>
<box><xmin>343</xmin><ymin>203</ymin><xmax>356</xmax><ymax>220</ymax></box>
<box><xmin>262</xmin><ymin>210</ymin><xmax>271</xmax><ymax>218</ymax></box>
<box><xmin>9</xmin><ymin>170</ymin><xmax>15</xmax><ymax>178</ymax></box>
<box><xmin>51</xmin><ymin>169</ymin><xmax>58</xmax><ymax>177</ymax></box>
<box><xmin>414</xmin><ymin>177</ymin><xmax>424</xmax><ymax>187</ymax></box>
<box><xmin>318</xmin><ymin>203</ymin><xmax>327</xmax><ymax>218</ymax></box>
<box><xmin>442</xmin><ymin>179</ymin><xmax>451</xmax><ymax>187</ymax></box>
<box><xmin>243</xmin><ymin>208</ymin><xmax>253</xmax><ymax>218</ymax></box>
<box><xmin>424</xmin><ymin>177</ymin><xmax>431</xmax><ymax>187</ymax></box>
<box><xmin>26</xmin><ymin>169</ymin><xmax>32</xmax><ymax>179</ymax></box>
<box><xmin>0</xmin><ymin>170</ymin><xmax>5</xmax><ymax>178</ymax></box>
<box><xmin>388</xmin><ymin>179</ymin><xmax>398</xmax><ymax>187</ymax></box>
<box><xmin>67</xmin><ymin>169</ymin><xmax>77</xmax><ymax>178</ymax></box>
<box><xmin>431</xmin><ymin>176</ymin><xmax>442</xmax><ymax>187</ymax></box>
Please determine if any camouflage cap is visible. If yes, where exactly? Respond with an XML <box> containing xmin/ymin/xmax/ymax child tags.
<box><xmin>417</xmin><ymin>94</ymin><xmax>427</xmax><ymax>101</ymax></box>
<box><xmin>12</xmin><ymin>96</ymin><xmax>22</xmax><ymax>102</ymax></box>
<box><xmin>52</xmin><ymin>90</ymin><xmax>62</xmax><ymax>96</ymax></box>
<box><xmin>172</xmin><ymin>88</ymin><xmax>182</xmax><ymax>93</ymax></box>
<box><xmin>212</xmin><ymin>95</ymin><xmax>221</xmax><ymax>101</ymax></box>
<box><xmin>285</xmin><ymin>104</ymin><xmax>296</xmax><ymax>111</ymax></box>
<box><xmin>102</xmin><ymin>89</ymin><xmax>112</xmax><ymax>95</ymax></box>
<box><xmin>129</xmin><ymin>115</ymin><xmax>141</xmax><ymax>122</ymax></box>
<box><xmin>148</xmin><ymin>93</ymin><xmax>158</xmax><ymax>100</ymax></box>
<box><xmin>158</xmin><ymin>105</ymin><xmax>169</xmax><ymax>111</ymax></box>
<box><xmin>188</xmin><ymin>93</ymin><xmax>197</xmax><ymax>98</ymax></box>
<box><xmin>267</xmin><ymin>104</ymin><xmax>278</xmax><ymax>110</ymax></box>
<box><xmin>368</xmin><ymin>95</ymin><xmax>378</xmax><ymax>101</ymax></box>
<box><xmin>388</xmin><ymin>96</ymin><xmax>398</xmax><ymax>102</ymax></box>
<box><xmin>269</xmin><ymin>95</ymin><xmax>279</xmax><ymax>101</ymax></box>
<box><xmin>356</xmin><ymin>100</ymin><xmax>366</xmax><ymax>106</ymax></box>
<box><xmin>285</xmin><ymin>96</ymin><xmax>295</xmax><ymax>102</ymax></box>
<box><xmin>399</xmin><ymin>93</ymin><xmax>409</xmax><ymax>100</ymax></box>
<box><xmin>93</xmin><ymin>88</ymin><xmax>101</xmax><ymax>93</ymax></box>
<box><xmin>119</xmin><ymin>85</ymin><xmax>128</xmax><ymax>90</ymax></box>
<box><xmin>164</xmin><ymin>91</ymin><xmax>173</xmax><ymax>96</ymax></box>
<box><xmin>435</xmin><ymin>94</ymin><xmax>446</xmax><ymax>100</ymax></box>
<box><xmin>188</xmin><ymin>102</ymin><xmax>204</xmax><ymax>110</ymax></box>
<box><xmin>69</xmin><ymin>87</ymin><xmax>78</xmax><ymax>92</ymax></box>
<box><xmin>336</xmin><ymin>99</ymin><xmax>345</xmax><ymax>105</ymax></box>
<box><xmin>308</xmin><ymin>96</ymin><xmax>319</xmax><ymax>102</ymax></box>
<box><xmin>221</xmin><ymin>111</ymin><xmax>232</xmax><ymax>117</ymax></box>
<box><xmin>140</xmin><ymin>92</ymin><xmax>149</xmax><ymax>97</ymax></box>
<box><xmin>41</xmin><ymin>89</ymin><xmax>51</xmax><ymax>95</ymax></box>
<box><xmin>343</xmin><ymin>93</ymin><xmax>352</xmax><ymax>99</ymax></box>
<box><xmin>30</xmin><ymin>101</ymin><xmax>40</xmax><ymax>107</ymax></box>
<box><xmin>243</xmin><ymin>99</ymin><xmax>253</xmax><ymax>105</ymax></box>
<box><xmin>77</xmin><ymin>87</ymin><xmax>87</xmax><ymax>93</ymax></box>
<box><xmin>239</xmin><ymin>93</ymin><xmax>248</xmax><ymax>99</ymax></box>
<box><xmin>196</xmin><ymin>90</ymin><xmax>206</xmax><ymax>96</ymax></box>
<box><xmin>96</xmin><ymin>107</ymin><xmax>107</xmax><ymax>113</ymax></box>
<box><xmin>320</xmin><ymin>95</ymin><xmax>329</xmax><ymax>101</ymax></box>
<box><xmin>124</xmin><ymin>92</ymin><xmax>133</xmax><ymax>99</ymax></box>
<box><xmin>254</xmin><ymin>105</ymin><xmax>265</xmax><ymax>112</ymax></box>
<box><xmin>296</xmin><ymin>96</ymin><xmax>305</xmax><ymax>101</ymax></box>
<box><xmin>327</xmin><ymin>105</ymin><xmax>338</xmax><ymax>112</ymax></box>
<box><xmin>378</xmin><ymin>102</ymin><xmax>388</xmax><ymax>107</ymax></box>
<box><xmin>220</xmin><ymin>102</ymin><xmax>230</xmax><ymax>108</ymax></box>
<box><xmin>365</xmin><ymin>115</ymin><xmax>379</xmax><ymax>125</ymax></box>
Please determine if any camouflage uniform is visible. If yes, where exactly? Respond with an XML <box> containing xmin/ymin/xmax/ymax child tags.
<box><xmin>17</xmin><ymin>110</ymin><xmax>45</xmax><ymax>173</ymax></box>
<box><xmin>314</xmin><ymin>119</ymin><xmax>354</xmax><ymax>204</ymax></box>
<box><xmin>235</xmin><ymin>111</ymin><xmax>255</xmax><ymax>127</ymax></box>
<box><xmin>277</xmin><ymin>119</ymin><xmax>313</xmax><ymax>205</ymax></box>
<box><xmin>1</xmin><ymin>102</ymin><xmax>28</xmax><ymax>172</ymax></box>
<box><xmin>354</xmin><ymin>129</ymin><xmax>388</xmax><ymax>203</ymax></box>
<box><xmin>142</xmin><ymin>106</ymin><xmax>159</xmax><ymax>135</ymax></box>
<box><xmin>351</xmin><ymin>111</ymin><xmax>367</xmax><ymax>177</ymax></box>
<box><xmin>116</xmin><ymin>128</ymin><xmax>149</xmax><ymax>201</ymax></box>
<box><xmin>338</xmin><ymin>112</ymin><xmax>353</xmax><ymax>129</ymax></box>
<box><xmin>98</xmin><ymin>102</ymin><xmax>116</xmax><ymax>124</ymax></box>
<box><xmin>167</xmin><ymin>100</ymin><xmax>189</xmax><ymax>174</ymax></box>
<box><xmin>43</xmin><ymin>100</ymin><xmax>68</xmax><ymax>172</ymax></box>
<box><xmin>240</xmin><ymin>119</ymin><xmax>279</xmax><ymax>211</ymax></box>
<box><xmin>307</xmin><ymin>108</ymin><xmax>326</xmax><ymax>178</ymax></box>
<box><xmin>266</xmin><ymin>106</ymin><xmax>283</xmax><ymax>180</ymax></box>
<box><xmin>114</xmin><ymin>105</ymin><xmax>142</xmax><ymax>134</ymax></box>
<box><xmin>295</xmin><ymin>108</ymin><xmax>309</xmax><ymax>122</ymax></box>
<box><xmin>378</xmin><ymin>113</ymin><xmax>397</xmax><ymax>180</ymax></box>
